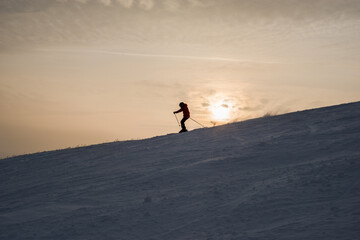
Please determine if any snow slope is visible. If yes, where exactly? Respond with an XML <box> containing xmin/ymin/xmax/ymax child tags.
<box><xmin>1</xmin><ymin>102</ymin><xmax>360</xmax><ymax>240</ymax></box>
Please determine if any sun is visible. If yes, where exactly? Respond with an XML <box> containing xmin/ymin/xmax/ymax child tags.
<box><xmin>211</xmin><ymin>104</ymin><xmax>231</xmax><ymax>121</ymax></box>
<box><xmin>205</xmin><ymin>94</ymin><xmax>236</xmax><ymax>122</ymax></box>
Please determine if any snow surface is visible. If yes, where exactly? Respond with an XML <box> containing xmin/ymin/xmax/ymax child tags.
<box><xmin>1</xmin><ymin>102</ymin><xmax>360</xmax><ymax>240</ymax></box>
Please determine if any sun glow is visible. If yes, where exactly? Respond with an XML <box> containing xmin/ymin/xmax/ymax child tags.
<box><xmin>203</xmin><ymin>93</ymin><xmax>238</xmax><ymax>123</ymax></box>
<box><xmin>211</xmin><ymin>104</ymin><xmax>231</xmax><ymax>121</ymax></box>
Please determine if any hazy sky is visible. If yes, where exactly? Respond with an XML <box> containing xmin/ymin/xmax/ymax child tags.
<box><xmin>1</xmin><ymin>0</ymin><xmax>360</xmax><ymax>158</ymax></box>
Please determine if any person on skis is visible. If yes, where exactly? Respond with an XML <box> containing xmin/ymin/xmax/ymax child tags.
<box><xmin>174</xmin><ymin>102</ymin><xmax>190</xmax><ymax>133</ymax></box>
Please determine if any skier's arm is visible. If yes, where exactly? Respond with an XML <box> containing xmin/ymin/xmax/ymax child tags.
<box><xmin>173</xmin><ymin>108</ymin><xmax>182</xmax><ymax>114</ymax></box>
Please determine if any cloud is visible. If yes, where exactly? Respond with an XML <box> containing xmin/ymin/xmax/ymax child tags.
<box><xmin>116</xmin><ymin>0</ymin><xmax>133</xmax><ymax>8</ymax></box>
<box><xmin>187</xmin><ymin>0</ymin><xmax>212</xmax><ymax>8</ymax></box>
<box><xmin>75</xmin><ymin>0</ymin><xmax>89</xmax><ymax>3</ymax></box>
<box><xmin>0</xmin><ymin>0</ymin><xmax>54</xmax><ymax>13</ymax></box>
<box><xmin>54</xmin><ymin>0</ymin><xmax>212</xmax><ymax>10</ymax></box>
<box><xmin>56</xmin><ymin>0</ymin><xmax>89</xmax><ymax>3</ymax></box>
<box><xmin>1</xmin><ymin>0</ymin><xmax>360</xmax><ymax>51</ymax></box>
<box><xmin>138</xmin><ymin>0</ymin><xmax>154</xmax><ymax>10</ymax></box>
<box><xmin>202</xmin><ymin>102</ymin><xmax>210</xmax><ymax>107</ymax></box>
<box><xmin>57</xmin><ymin>49</ymin><xmax>273</xmax><ymax>64</ymax></box>
<box><xmin>99</xmin><ymin>0</ymin><xmax>112</xmax><ymax>6</ymax></box>
<box><xmin>3</xmin><ymin>0</ymin><xmax>360</xmax><ymax>17</ymax></box>
<box><xmin>57</xmin><ymin>0</ymin><xmax>111</xmax><ymax>6</ymax></box>
<box><xmin>163</xmin><ymin>0</ymin><xmax>180</xmax><ymax>11</ymax></box>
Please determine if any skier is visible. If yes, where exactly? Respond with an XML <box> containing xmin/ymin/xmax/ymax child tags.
<box><xmin>174</xmin><ymin>102</ymin><xmax>190</xmax><ymax>133</ymax></box>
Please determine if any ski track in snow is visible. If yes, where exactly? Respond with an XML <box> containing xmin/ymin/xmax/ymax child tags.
<box><xmin>1</xmin><ymin>102</ymin><xmax>360</xmax><ymax>240</ymax></box>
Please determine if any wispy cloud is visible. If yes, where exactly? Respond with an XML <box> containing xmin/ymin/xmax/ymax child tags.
<box><xmin>2</xmin><ymin>0</ymin><xmax>360</xmax><ymax>17</ymax></box>
<box><xmin>99</xmin><ymin>0</ymin><xmax>112</xmax><ymax>6</ymax></box>
<box><xmin>37</xmin><ymin>48</ymin><xmax>280</xmax><ymax>64</ymax></box>
<box><xmin>116</xmin><ymin>0</ymin><xmax>133</xmax><ymax>8</ymax></box>
<box><xmin>187</xmin><ymin>0</ymin><xmax>208</xmax><ymax>8</ymax></box>
<box><xmin>163</xmin><ymin>0</ymin><xmax>180</xmax><ymax>12</ymax></box>
<box><xmin>75</xmin><ymin>0</ymin><xmax>90</xmax><ymax>3</ymax></box>
<box><xmin>2</xmin><ymin>0</ymin><xmax>359</xmax><ymax>53</ymax></box>
<box><xmin>56</xmin><ymin>0</ymin><xmax>154</xmax><ymax>8</ymax></box>
<box><xmin>53</xmin><ymin>0</ymin><xmax>213</xmax><ymax>9</ymax></box>
<box><xmin>138</xmin><ymin>0</ymin><xmax>154</xmax><ymax>10</ymax></box>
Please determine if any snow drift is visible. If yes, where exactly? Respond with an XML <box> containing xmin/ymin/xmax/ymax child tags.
<box><xmin>1</xmin><ymin>102</ymin><xmax>360</xmax><ymax>240</ymax></box>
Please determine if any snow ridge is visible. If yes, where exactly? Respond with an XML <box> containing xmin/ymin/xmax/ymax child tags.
<box><xmin>1</xmin><ymin>102</ymin><xmax>360</xmax><ymax>240</ymax></box>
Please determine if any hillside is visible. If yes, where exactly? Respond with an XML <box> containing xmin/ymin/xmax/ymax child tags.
<box><xmin>1</xmin><ymin>102</ymin><xmax>360</xmax><ymax>240</ymax></box>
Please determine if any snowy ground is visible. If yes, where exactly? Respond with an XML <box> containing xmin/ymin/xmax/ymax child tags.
<box><xmin>1</xmin><ymin>102</ymin><xmax>360</xmax><ymax>240</ymax></box>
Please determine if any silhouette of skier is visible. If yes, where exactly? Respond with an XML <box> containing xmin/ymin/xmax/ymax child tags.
<box><xmin>174</xmin><ymin>102</ymin><xmax>190</xmax><ymax>133</ymax></box>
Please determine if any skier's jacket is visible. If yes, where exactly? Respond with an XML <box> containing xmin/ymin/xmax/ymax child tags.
<box><xmin>175</xmin><ymin>104</ymin><xmax>190</xmax><ymax>118</ymax></box>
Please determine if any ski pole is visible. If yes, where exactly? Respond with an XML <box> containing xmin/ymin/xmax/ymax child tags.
<box><xmin>190</xmin><ymin>117</ymin><xmax>205</xmax><ymax>128</ymax></box>
<box><xmin>174</xmin><ymin>113</ymin><xmax>180</xmax><ymax>127</ymax></box>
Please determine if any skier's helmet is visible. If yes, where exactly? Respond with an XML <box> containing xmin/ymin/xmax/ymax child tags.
<box><xmin>179</xmin><ymin>102</ymin><xmax>185</xmax><ymax>107</ymax></box>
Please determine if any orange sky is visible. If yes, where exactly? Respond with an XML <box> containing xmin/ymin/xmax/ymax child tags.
<box><xmin>1</xmin><ymin>0</ymin><xmax>360</xmax><ymax>158</ymax></box>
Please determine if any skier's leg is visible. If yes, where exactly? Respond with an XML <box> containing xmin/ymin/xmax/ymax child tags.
<box><xmin>181</xmin><ymin>117</ymin><xmax>188</xmax><ymax>131</ymax></box>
